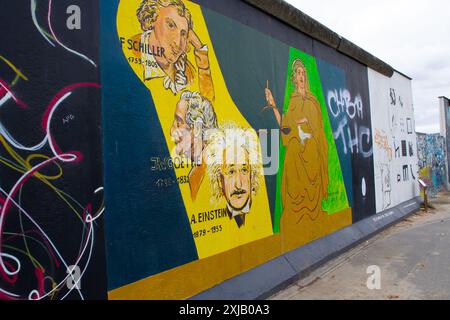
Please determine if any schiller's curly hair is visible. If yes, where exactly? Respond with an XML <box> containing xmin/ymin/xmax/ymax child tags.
<box><xmin>137</xmin><ymin>0</ymin><xmax>193</xmax><ymax>32</ymax></box>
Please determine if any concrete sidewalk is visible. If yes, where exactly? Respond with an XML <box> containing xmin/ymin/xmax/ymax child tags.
<box><xmin>269</xmin><ymin>192</ymin><xmax>450</xmax><ymax>300</ymax></box>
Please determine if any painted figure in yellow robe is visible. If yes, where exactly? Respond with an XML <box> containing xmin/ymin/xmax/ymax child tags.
<box><xmin>265</xmin><ymin>59</ymin><xmax>329</xmax><ymax>249</ymax></box>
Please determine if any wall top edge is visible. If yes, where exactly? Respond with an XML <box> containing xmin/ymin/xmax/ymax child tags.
<box><xmin>242</xmin><ymin>0</ymin><xmax>399</xmax><ymax>79</ymax></box>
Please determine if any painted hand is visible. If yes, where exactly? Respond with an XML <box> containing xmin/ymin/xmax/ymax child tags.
<box><xmin>264</xmin><ymin>88</ymin><xmax>276</xmax><ymax>109</ymax></box>
<box><xmin>188</xmin><ymin>29</ymin><xmax>203</xmax><ymax>50</ymax></box>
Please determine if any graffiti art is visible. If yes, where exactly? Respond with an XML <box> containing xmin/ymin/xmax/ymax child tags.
<box><xmin>0</xmin><ymin>0</ymin><xmax>106</xmax><ymax>300</ymax></box>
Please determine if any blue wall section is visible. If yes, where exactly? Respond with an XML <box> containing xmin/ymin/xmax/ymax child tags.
<box><xmin>100</xmin><ymin>0</ymin><xmax>198</xmax><ymax>291</ymax></box>
<box><xmin>317</xmin><ymin>60</ymin><xmax>354</xmax><ymax>208</ymax></box>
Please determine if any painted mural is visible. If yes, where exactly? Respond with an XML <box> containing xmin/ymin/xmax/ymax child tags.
<box><xmin>265</xmin><ymin>49</ymin><xmax>350</xmax><ymax>251</ymax></box>
<box><xmin>417</xmin><ymin>133</ymin><xmax>447</xmax><ymax>198</ymax></box>
<box><xmin>369</xmin><ymin>70</ymin><xmax>420</xmax><ymax>213</ymax></box>
<box><xmin>116</xmin><ymin>0</ymin><xmax>274</xmax><ymax>262</ymax></box>
<box><xmin>0</xmin><ymin>1</ymin><xmax>107</xmax><ymax>300</ymax></box>
<box><xmin>103</xmin><ymin>0</ymin><xmax>361</xmax><ymax>299</ymax></box>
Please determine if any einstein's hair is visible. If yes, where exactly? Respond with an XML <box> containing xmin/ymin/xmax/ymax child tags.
<box><xmin>180</xmin><ymin>91</ymin><xmax>218</xmax><ymax>141</ymax></box>
<box><xmin>137</xmin><ymin>0</ymin><xmax>193</xmax><ymax>32</ymax></box>
<box><xmin>205</xmin><ymin>123</ymin><xmax>262</xmax><ymax>203</ymax></box>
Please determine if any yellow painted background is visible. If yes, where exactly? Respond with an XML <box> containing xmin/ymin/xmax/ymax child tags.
<box><xmin>117</xmin><ymin>0</ymin><xmax>273</xmax><ymax>260</ymax></box>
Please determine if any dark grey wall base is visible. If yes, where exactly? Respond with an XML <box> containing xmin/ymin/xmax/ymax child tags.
<box><xmin>190</xmin><ymin>197</ymin><xmax>422</xmax><ymax>300</ymax></box>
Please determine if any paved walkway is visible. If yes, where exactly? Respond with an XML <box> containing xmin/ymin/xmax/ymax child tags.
<box><xmin>269</xmin><ymin>192</ymin><xmax>450</xmax><ymax>300</ymax></box>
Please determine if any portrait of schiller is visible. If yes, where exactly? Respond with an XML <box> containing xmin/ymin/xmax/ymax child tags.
<box><xmin>131</xmin><ymin>0</ymin><xmax>214</xmax><ymax>99</ymax></box>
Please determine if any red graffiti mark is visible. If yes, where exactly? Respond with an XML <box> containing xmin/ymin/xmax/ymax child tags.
<box><xmin>35</xmin><ymin>268</ymin><xmax>45</xmax><ymax>296</ymax></box>
<box><xmin>0</xmin><ymin>78</ymin><xmax>27</xmax><ymax>109</ymax></box>
<box><xmin>0</xmin><ymin>290</ymin><xmax>18</xmax><ymax>301</ymax></box>
<box><xmin>82</xmin><ymin>204</ymin><xmax>92</xmax><ymax>222</ymax></box>
<box><xmin>0</xmin><ymin>261</ymin><xmax>18</xmax><ymax>284</ymax></box>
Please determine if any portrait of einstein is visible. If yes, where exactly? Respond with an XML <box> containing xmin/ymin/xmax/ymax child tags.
<box><xmin>205</xmin><ymin>124</ymin><xmax>262</xmax><ymax>228</ymax></box>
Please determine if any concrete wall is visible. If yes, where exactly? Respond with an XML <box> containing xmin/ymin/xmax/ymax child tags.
<box><xmin>101</xmin><ymin>0</ymin><xmax>420</xmax><ymax>300</ymax></box>
<box><xmin>369</xmin><ymin>70</ymin><xmax>420</xmax><ymax>212</ymax></box>
<box><xmin>439</xmin><ymin>97</ymin><xmax>450</xmax><ymax>186</ymax></box>
<box><xmin>1</xmin><ymin>0</ymin><xmax>421</xmax><ymax>300</ymax></box>
<box><xmin>417</xmin><ymin>133</ymin><xmax>447</xmax><ymax>198</ymax></box>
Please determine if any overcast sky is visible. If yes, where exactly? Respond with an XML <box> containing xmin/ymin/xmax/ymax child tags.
<box><xmin>285</xmin><ymin>0</ymin><xmax>450</xmax><ymax>133</ymax></box>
